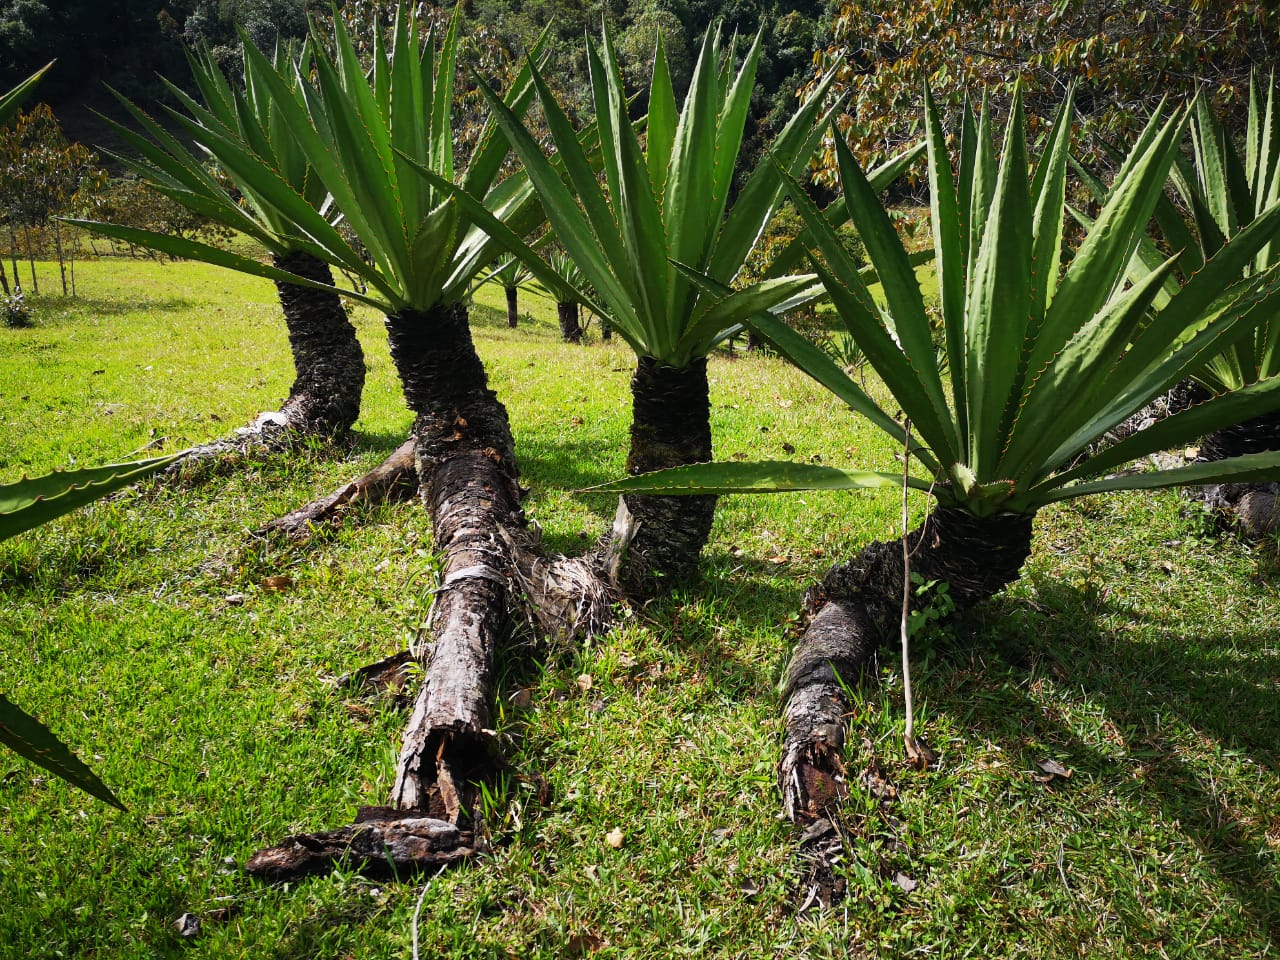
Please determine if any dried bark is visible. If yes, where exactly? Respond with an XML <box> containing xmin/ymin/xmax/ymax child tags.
<box><xmin>612</xmin><ymin>356</ymin><xmax>717</xmax><ymax>598</ymax></box>
<box><xmin>780</xmin><ymin>507</ymin><xmax>1034</xmax><ymax>824</ymax></box>
<box><xmin>556</xmin><ymin>300</ymin><xmax>583</xmax><ymax>343</ymax></box>
<box><xmin>256</xmin><ymin>439</ymin><xmax>418</xmax><ymax>540</ymax></box>
<box><xmin>244</xmin><ymin>807</ymin><xmax>475</xmax><ymax>880</ymax></box>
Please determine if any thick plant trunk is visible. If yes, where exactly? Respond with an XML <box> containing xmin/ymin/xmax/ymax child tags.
<box><xmin>780</xmin><ymin>506</ymin><xmax>1034</xmax><ymax>825</ymax></box>
<box><xmin>383</xmin><ymin>302</ymin><xmax>520</xmax><ymax>820</ymax></box>
<box><xmin>168</xmin><ymin>252</ymin><xmax>365</xmax><ymax>480</ymax></box>
<box><xmin>611</xmin><ymin>356</ymin><xmax>716</xmax><ymax>598</ymax></box>
<box><xmin>246</xmin><ymin>301</ymin><xmax>613</xmax><ymax>881</ymax></box>
<box><xmin>505</xmin><ymin>286</ymin><xmax>519</xmax><ymax>328</ymax></box>
<box><xmin>1195</xmin><ymin>408</ymin><xmax>1280</xmax><ymax>537</ymax></box>
<box><xmin>556</xmin><ymin>300</ymin><xmax>583</xmax><ymax>343</ymax></box>
<box><xmin>272</xmin><ymin>251</ymin><xmax>366</xmax><ymax>438</ymax></box>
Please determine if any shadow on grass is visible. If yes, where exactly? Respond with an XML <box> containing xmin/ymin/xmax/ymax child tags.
<box><xmin>914</xmin><ymin>581</ymin><xmax>1280</xmax><ymax>950</ymax></box>
<box><xmin>33</xmin><ymin>293</ymin><xmax>200</xmax><ymax>317</ymax></box>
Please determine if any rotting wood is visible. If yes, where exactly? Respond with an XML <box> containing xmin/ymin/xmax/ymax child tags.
<box><xmin>256</xmin><ymin>439</ymin><xmax>419</xmax><ymax>540</ymax></box>
<box><xmin>244</xmin><ymin>807</ymin><xmax>476</xmax><ymax>881</ymax></box>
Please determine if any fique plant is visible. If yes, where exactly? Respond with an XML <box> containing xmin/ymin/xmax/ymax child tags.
<box><xmin>1102</xmin><ymin>76</ymin><xmax>1280</xmax><ymax>534</ymax></box>
<box><xmin>443</xmin><ymin>21</ymin><xmax>912</xmax><ymax>594</ymax></box>
<box><xmin>72</xmin><ymin>43</ymin><xmax>366</xmax><ymax>448</ymax></box>
<box><xmin>599</xmin><ymin>87</ymin><xmax>1280</xmax><ymax>822</ymax></box>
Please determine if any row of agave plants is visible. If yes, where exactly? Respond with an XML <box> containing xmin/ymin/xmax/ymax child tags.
<box><xmin>4</xmin><ymin>2</ymin><xmax>1277</xmax><ymax>874</ymax></box>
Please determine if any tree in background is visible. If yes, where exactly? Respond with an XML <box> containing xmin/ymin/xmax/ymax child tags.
<box><xmin>0</xmin><ymin>103</ymin><xmax>106</xmax><ymax>296</ymax></box>
<box><xmin>805</xmin><ymin>0</ymin><xmax>1279</xmax><ymax>180</ymax></box>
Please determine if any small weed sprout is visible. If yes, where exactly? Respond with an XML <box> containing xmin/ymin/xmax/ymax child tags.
<box><xmin>907</xmin><ymin>573</ymin><xmax>955</xmax><ymax>640</ymax></box>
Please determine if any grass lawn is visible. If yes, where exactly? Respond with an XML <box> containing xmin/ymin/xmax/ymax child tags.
<box><xmin>1</xmin><ymin>258</ymin><xmax>1278</xmax><ymax>958</ymax></box>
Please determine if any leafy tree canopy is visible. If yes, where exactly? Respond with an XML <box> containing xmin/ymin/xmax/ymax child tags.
<box><xmin>806</xmin><ymin>0</ymin><xmax>1279</xmax><ymax>181</ymax></box>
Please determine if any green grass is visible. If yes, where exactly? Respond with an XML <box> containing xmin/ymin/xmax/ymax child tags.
<box><xmin>1</xmin><ymin>258</ymin><xmax>1278</xmax><ymax>958</ymax></box>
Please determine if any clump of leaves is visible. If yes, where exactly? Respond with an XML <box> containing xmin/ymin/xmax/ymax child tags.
<box><xmin>1</xmin><ymin>288</ymin><xmax>31</xmax><ymax>327</ymax></box>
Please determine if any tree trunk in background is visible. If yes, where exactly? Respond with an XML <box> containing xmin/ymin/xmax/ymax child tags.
<box><xmin>611</xmin><ymin>356</ymin><xmax>716</xmax><ymax>598</ymax></box>
<box><xmin>600</xmin><ymin>318</ymin><xmax>612</xmax><ymax>341</ymax></box>
<box><xmin>8</xmin><ymin>224</ymin><xmax>19</xmax><ymax>289</ymax></box>
<box><xmin>505</xmin><ymin>285</ymin><xmax>519</xmax><ymax>328</ymax></box>
<box><xmin>52</xmin><ymin>221</ymin><xmax>66</xmax><ymax>295</ymax></box>
<box><xmin>272</xmin><ymin>251</ymin><xmax>366</xmax><ymax>439</ymax></box>
<box><xmin>22</xmin><ymin>225</ymin><xmax>36</xmax><ymax>294</ymax></box>
<box><xmin>557</xmin><ymin>300</ymin><xmax>583</xmax><ymax>343</ymax></box>
<box><xmin>779</xmin><ymin>507</ymin><xmax>1034</xmax><ymax>825</ymax></box>
<box><xmin>0</xmin><ymin>255</ymin><xmax>8</xmax><ymax>295</ymax></box>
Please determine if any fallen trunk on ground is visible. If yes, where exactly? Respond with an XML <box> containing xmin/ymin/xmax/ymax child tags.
<box><xmin>246</xmin><ymin>806</ymin><xmax>475</xmax><ymax>880</ymax></box>
<box><xmin>246</xmin><ymin>303</ymin><xmax>614</xmax><ymax>880</ymax></box>
<box><xmin>779</xmin><ymin>507</ymin><xmax>1035</xmax><ymax>824</ymax></box>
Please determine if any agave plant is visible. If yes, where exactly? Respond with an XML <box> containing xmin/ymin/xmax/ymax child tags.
<box><xmin>1103</xmin><ymin>78</ymin><xmax>1280</xmax><ymax>533</ymax></box>
<box><xmin>1</xmin><ymin>453</ymin><xmax>180</xmax><ymax>809</ymax></box>
<box><xmin>0</xmin><ymin>62</ymin><xmax>51</xmax><ymax>125</ymax></box>
<box><xmin>71</xmin><ymin>43</ymin><xmax>367</xmax><ymax>446</ymax></box>
<box><xmin>599</xmin><ymin>87</ymin><xmax>1280</xmax><ymax>823</ymax></box>
<box><xmin>545</xmin><ymin>248</ymin><xmax>588</xmax><ymax>343</ymax></box>
<box><xmin>480</xmin><ymin>255</ymin><xmax>535</xmax><ymax>327</ymax></box>
<box><xmin>434</xmin><ymin>22</ymin><xmax>866</xmax><ymax>595</ymax></box>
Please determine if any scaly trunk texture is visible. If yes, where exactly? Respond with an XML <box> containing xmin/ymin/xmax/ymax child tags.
<box><xmin>780</xmin><ymin>507</ymin><xmax>1034</xmax><ymax>825</ymax></box>
<box><xmin>383</xmin><ymin>302</ymin><xmax>521</xmax><ymax>821</ymax></box>
<box><xmin>1195</xmin><ymin>407</ymin><xmax>1280</xmax><ymax>537</ymax></box>
<box><xmin>273</xmin><ymin>250</ymin><xmax>366</xmax><ymax>438</ymax></box>
<box><xmin>611</xmin><ymin>356</ymin><xmax>716</xmax><ymax>598</ymax></box>
<box><xmin>505</xmin><ymin>286</ymin><xmax>519</xmax><ymax>328</ymax></box>
<box><xmin>168</xmin><ymin>251</ymin><xmax>365</xmax><ymax>479</ymax></box>
<box><xmin>245</xmin><ymin>301</ymin><xmax>614</xmax><ymax>881</ymax></box>
<box><xmin>556</xmin><ymin>300</ymin><xmax>583</xmax><ymax>343</ymax></box>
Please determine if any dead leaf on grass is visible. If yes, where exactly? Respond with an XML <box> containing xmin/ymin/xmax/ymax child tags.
<box><xmin>893</xmin><ymin>872</ymin><xmax>918</xmax><ymax>894</ymax></box>
<box><xmin>1033</xmin><ymin>758</ymin><xmax>1073</xmax><ymax>783</ymax></box>
<box><xmin>567</xmin><ymin>932</ymin><xmax>606</xmax><ymax>955</ymax></box>
<box><xmin>260</xmin><ymin>575</ymin><xmax>294</xmax><ymax>592</ymax></box>
<box><xmin>604</xmin><ymin>828</ymin><xmax>624</xmax><ymax>848</ymax></box>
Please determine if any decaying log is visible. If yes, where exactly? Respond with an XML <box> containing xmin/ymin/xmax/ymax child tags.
<box><xmin>780</xmin><ymin>508</ymin><xmax>1034</xmax><ymax>825</ymax></box>
<box><xmin>256</xmin><ymin>439</ymin><xmax>419</xmax><ymax>540</ymax></box>
<box><xmin>244</xmin><ymin>807</ymin><xmax>475</xmax><ymax>880</ymax></box>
